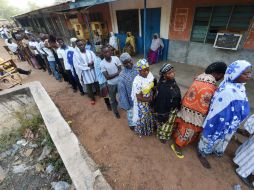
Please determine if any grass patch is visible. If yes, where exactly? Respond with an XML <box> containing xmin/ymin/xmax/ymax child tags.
<box><xmin>0</xmin><ymin>130</ymin><xmax>21</xmax><ymax>152</ymax></box>
<box><xmin>0</xmin><ymin>112</ymin><xmax>43</xmax><ymax>152</ymax></box>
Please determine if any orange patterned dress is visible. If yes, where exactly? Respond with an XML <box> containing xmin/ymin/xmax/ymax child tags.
<box><xmin>174</xmin><ymin>73</ymin><xmax>217</xmax><ymax>147</ymax></box>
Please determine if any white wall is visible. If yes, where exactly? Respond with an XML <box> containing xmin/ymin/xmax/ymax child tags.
<box><xmin>109</xmin><ymin>0</ymin><xmax>172</xmax><ymax>39</ymax></box>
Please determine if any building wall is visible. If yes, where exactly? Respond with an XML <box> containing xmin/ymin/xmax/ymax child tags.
<box><xmin>109</xmin><ymin>0</ymin><xmax>172</xmax><ymax>60</ymax></box>
<box><xmin>109</xmin><ymin>0</ymin><xmax>172</xmax><ymax>39</ymax></box>
<box><xmin>169</xmin><ymin>0</ymin><xmax>254</xmax><ymax>75</ymax></box>
<box><xmin>169</xmin><ymin>0</ymin><xmax>254</xmax><ymax>42</ymax></box>
<box><xmin>89</xmin><ymin>3</ymin><xmax>113</xmax><ymax>33</ymax></box>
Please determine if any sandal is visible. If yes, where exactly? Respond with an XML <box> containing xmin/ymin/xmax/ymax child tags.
<box><xmin>197</xmin><ymin>152</ymin><xmax>211</xmax><ymax>169</ymax></box>
<box><xmin>91</xmin><ymin>100</ymin><xmax>95</xmax><ymax>105</ymax></box>
<box><xmin>171</xmin><ymin>144</ymin><xmax>184</xmax><ymax>159</ymax></box>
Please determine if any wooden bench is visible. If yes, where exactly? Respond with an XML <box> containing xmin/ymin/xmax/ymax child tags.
<box><xmin>0</xmin><ymin>59</ymin><xmax>22</xmax><ymax>90</ymax></box>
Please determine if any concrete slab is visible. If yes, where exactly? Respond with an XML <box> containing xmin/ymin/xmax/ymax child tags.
<box><xmin>0</xmin><ymin>82</ymin><xmax>112</xmax><ymax>190</ymax></box>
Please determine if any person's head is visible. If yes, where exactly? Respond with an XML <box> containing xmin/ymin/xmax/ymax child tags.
<box><xmin>40</xmin><ymin>34</ymin><xmax>47</xmax><ymax>41</ymax></box>
<box><xmin>7</xmin><ymin>38</ymin><xmax>12</xmax><ymax>44</ymax></box>
<box><xmin>76</xmin><ymin>39</ymin><xmax>86</xmax><ymax>52</ymax></box>
<box><xmin>48</xmin><ymin>35</ymin><xmax>58</xmax><ymax>48</ymax></box>
<box><xmin>120</xmin><ymin>52</ymin><xmax>133</xmax><ymax>69</ymax></box>
<box><xmin>102</xmin><ymin>46</ymin><xmax>112</xmax><ymax>59</ymax></box>
<box><xmin>127</xmin><ymin>32</ymin><xmax>132</xmax><ymax>37</ymax></box>
<box><xmin>153</xmin><ymin>33</ymin><xmax>159</xmax><ymax>39</ymax></box>
<box><xmin>96</xmin><ymin>50</ymin><xmax>104</xmax><ymax>59</ymax></box>
<box><xmin>56</xmin><ymin>38</ymin><xmax>66</xmax><ymax>49</ymax></box>
<box><xmin>70</xmin><ymin>37</ymin><xmax>77</xmax><ymax>48</ymax></box>
<box><xmin>224</xmin><ymin>60</ymin><xmax>252</xmax><ymax>83</ymax></box>
<box><xmin>110</xmin><ymin>32</ymin><xmax>114</xmax><ymax>37</ymax></box>
<box><xmin>95</xmin><ymin>31</ymin><xmax>99</xmax><ymax>36</ymax></box>
<box><xmin>137</xmin><ymin>59</ymin><xmax>149</xmax><ymax>78</ymax></box>
<box><xmin>30</xmin><ymin>36</ymin><xmax>35</xmax><ymax>42</ymax></box>
<box><xmin>86</xmin><ymin>39</ymin><xmax>91</xmax><ymax>45</ymax></box>
<box><xmin>159</xmin><ymin>63</ymin><xmax>175</xmax><ymax>80</ymax></box>
<box><xmin>205</xmin><ymin>61</ymin><xmax>227</xmax><ymax>81</ymax></box>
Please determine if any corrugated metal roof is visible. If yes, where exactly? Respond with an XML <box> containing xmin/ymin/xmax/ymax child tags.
<box><xmin>69</xmin><ymin>0</ymin><xmax>117</xmax><ymax>9</ymax></box>
<box><xmin>13</xmin><ymin>1</ymin><xmax>71</xmax><ymax>18</ymax></box>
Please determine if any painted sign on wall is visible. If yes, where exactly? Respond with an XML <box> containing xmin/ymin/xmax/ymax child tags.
<box><xmin>173</xmin><ymin>8</ymin><xmax>188</xmax><ymax>32</ymax></box>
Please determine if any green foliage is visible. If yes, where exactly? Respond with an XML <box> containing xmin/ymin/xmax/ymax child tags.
<box><xmin>0</xmin><ymin>112</ymin><xmax>43</xmax><ymax>152</ymax></box>
<box><xmin>0</xmin><ymin>129</ymin><xmax>20</xmax><ymax>152</ymax></box>
<box><xmin>0</xmin><ymin>0</ymin><xmax>23</xmax><ymax>20</ymax></box>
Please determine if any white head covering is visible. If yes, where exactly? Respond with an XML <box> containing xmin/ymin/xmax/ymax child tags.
<box><xmin>109</xmin><ymin>32</ymin><xmax>118</xmax><ymax>50</ymax></box>
<box><xmin>120</xmin><ymin>52</ymin><xmax>131</xmax><ymax>63</ymax></box>
<box><xmin>70</xmin><ymin>37</ymin><xmax>77</xmax><ymax>43</ymax></box>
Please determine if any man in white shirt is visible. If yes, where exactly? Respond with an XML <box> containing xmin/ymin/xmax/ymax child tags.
<box><xmin>57</xmin><ymin>38</ymin><xmax>85</xmax><ymax>95</ymax></box>
<box><xmin>28</xmin><ymin>37</ymin><xmax>46</xmax><ymax>71</ymax></box>
<box><xmin>5</xmin><ymin>38</ymin><xmax>18</xmax><ymax>53</ymax></box>
<box><xmin>101</xmin><ymin>46</ymin><xmax>122</xmax><ymax>118</ymax></box>
<box><xmin>37</xmin><ymin>35</ymin><xmax>52</xmax><ymax>74</ymax></box>
<box><xmin>43</xmin><ymin>39</ymin><xmax>61</xmax><ymax>81</ymax></box>
<box><xmin>73</xmin><ymin>39</ymin><xmax>99</xmax><ymax>104</ymax></box>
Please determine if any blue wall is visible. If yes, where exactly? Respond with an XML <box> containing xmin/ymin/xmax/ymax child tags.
<box><xmin>116</xmin><ymin>33</ymin><xmax>169</xmax><ymax>61</ymax></box>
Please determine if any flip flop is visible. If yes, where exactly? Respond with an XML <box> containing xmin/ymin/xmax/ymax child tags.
<box><xmin>171</xmin><ymin>144</ymin><xmax>184</xmax><ymax>159</ymax></box>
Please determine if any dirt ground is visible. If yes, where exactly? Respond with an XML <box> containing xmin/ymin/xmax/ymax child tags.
<box><xmin>0</xmin><ymin>39</ymin><xmax>250</xmax><ymax>190</ymax></box>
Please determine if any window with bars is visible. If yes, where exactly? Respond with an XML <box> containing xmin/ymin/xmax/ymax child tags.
<box><xmin>191</xmin><ymin>5</ymin><xmax>254</xmax><ymax>43</ymax></box>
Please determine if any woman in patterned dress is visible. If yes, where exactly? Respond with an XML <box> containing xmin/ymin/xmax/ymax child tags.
<box><xmin>198</xmin><ymin>60</ymin><xmax>252</xmax><ymax>169</ymax></box>
<box><xmin>171</xmin><ymin>62</ymin><xmax>227</xmax><ymax>159</ymax></box>
<box><xmin>131</xmin><ymin>59</ymin><xmax>155</xmax><ymax>136</ymax></box>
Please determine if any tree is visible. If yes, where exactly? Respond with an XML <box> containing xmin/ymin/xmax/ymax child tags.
<box><xmin>27</xmin><ymin>0</ymin><xmax>40</xmax><ymax>11</ymax></box>
<box><xmin>0</xmin><ymin>0</ymin><xmax>23</xmax><ymax>20</ymax></box>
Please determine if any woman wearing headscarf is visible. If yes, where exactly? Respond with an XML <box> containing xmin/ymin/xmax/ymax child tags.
<box><xmin>198</xmin><ymin>60</ymin><xmax>252</xmax><ymax>169</ymax></box>
<box><xmin>109</xmin><ymin>32</ymin><xmax>118</xmax><ymax>50</ymax></box>
<box><xmin>172</xmin><ymin>62</ymin><xmax>227</xmax><ymax>158</ymax></box>
<box><xmin>233</xmin><ymin>114</ymin><xmax>254</xmax><ymax>188</ymax></box>
<box><xmin>154</xmin><ymin>64</ymin><xmax>181</xmax><ymax>143</ymax></box>
<box><xmin>123</xmin><ymin>32</ymin><xmax>136</xmax><ymax>56</ymax></box>
<box><xmin>118</xmin><ymin>53</ymin><xmax>138</xmax><ymax>130</ymax></box>
<box><xmin>147</xmin><ymin>33</ymin><xmax>164</xmax><ymax>64</ymax></box>
<box><xmin>131</xmin><ymin>59</ymin><xmax>155</xmax><ymax>136</ymax></box>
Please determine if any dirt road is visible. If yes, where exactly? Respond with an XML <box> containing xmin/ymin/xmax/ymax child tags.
<box><xmin>0</xmin><ymin>40</ymin><xmax>248</xmax><ymax>190</ymax></box>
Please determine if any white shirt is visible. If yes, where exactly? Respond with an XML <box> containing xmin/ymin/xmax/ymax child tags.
<box><xmin>43</xmin><ymin>47</ymin><xmax>55</xmax><ymax>62</ymax></box>
<box><xmin>5</xmin><ymin>39</ymin><xmax>18</xmax><ymax>53</ymax></box>
<box><xmin>57</xmin><ymin>46</ymin><xmax>75</xmax><ymax>70</ymax></box>
<box><xmin>109</xmin><ymin>35</ymin><xmax>118</xmax><ymax>50</ymax></box>
<box><xmin>37</xmin><ymin>41</ymin><xmax>45</xmax><ymax>55</ymax></box>
<box><xmin>100</xmin><ymin>56</ymin><xmax>122</xmax><ymax>85</ymax></box>
<box><xmin>28</xmin><ymin>41</ymin><xmax>39</xmax><ymax>55</ymax></box>
<box><xmin>73</xmin><ymin>49</ymin><xmax>97</xmax><ymax>84</ymax></box>
<box><xmin>150</xmin><ymin>38</ymin><xmax>164</xmax><ymax>52</ymax></box>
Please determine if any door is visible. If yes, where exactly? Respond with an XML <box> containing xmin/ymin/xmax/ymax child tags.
<box><xmin>141</xmin><ymin>8</ymin><xmax>161</xmax><ymax>55</ymax></box>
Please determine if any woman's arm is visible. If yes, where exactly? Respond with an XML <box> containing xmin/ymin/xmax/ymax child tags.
<box><xmin>136</xmin><ymin>92</ymin><xmax>153</xmax><ymax>102</ymax></box>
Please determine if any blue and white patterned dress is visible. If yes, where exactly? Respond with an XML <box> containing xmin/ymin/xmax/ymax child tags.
<box><xmin>198</xmin><ymin>60</ymin><xmax>251</xmax><ymax>156</ymax></box>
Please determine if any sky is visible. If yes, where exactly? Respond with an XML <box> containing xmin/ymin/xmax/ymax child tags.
<box><xmin>8</xmin><ymin>0</ymin><xmax>56</xmax><ymax>11</ymax></box>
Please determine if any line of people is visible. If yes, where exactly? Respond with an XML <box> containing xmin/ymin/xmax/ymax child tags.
<box><xmin>5</xmin><ymin>28</ymin><xmax>254</xmax><ymax>188</ymax></box>
<box><xmin>118</xmin><ymin>57</ymin><xmax>253</xmax><ymax>187</ymax></box>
